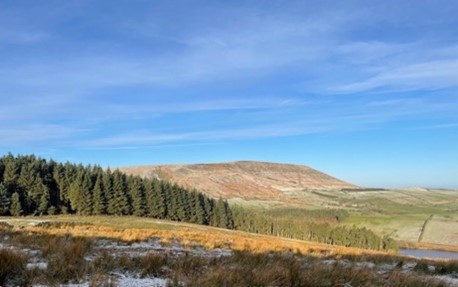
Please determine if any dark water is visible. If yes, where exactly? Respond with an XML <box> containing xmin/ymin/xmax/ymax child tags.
<box><xmin>400</xmin><ymin>248</ymin><xmax>458</xmax><ymax>260</ymax></box>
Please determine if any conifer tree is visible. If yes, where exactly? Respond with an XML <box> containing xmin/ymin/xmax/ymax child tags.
<box><xmin>3</xmin><ymin>159</ymin><xmax>19</xmax><ymax>194</ymax></box>
<box><xmin>148</xmin><ymin>179</ymin><xmax>167</xmax><ymax>218</ymax></box>
<box><xmin>175</xmin><ymin>186</ymin><xmax>188</xmax><ymax>221</ymax></box>
<box><xmin>0</xmin><ymin>183</ymin><xmax>10</xmax><ymax>215</ymax></box>
<box><xmin>223</xmin><ymin>200</ymin><xmax>234</xmax><ymax>229</ymax></box>
<box><xmin>204</xmin><ymin>198</ymin><xmax>214</xmax><ymax>225</ymax></box>
<box><xmin>0</xmin><ymin>161</ymin><xmax>5</xmax><ymax>182</ymax></box>
<box><xmin>214</xmin><ymin>198</ymin><xmax>226</xmax><ymax>228</ymax></box>
<box><xmin>102</xmin><ymin>169</ymin><xmax>113</xmax><ymax>211</ymax></box>
<box><xmin>52</xmin><ymin>164</ymin><xmax>65</xmax><ymax>210</ymax></box>
<box><xmin>92</xmin><ymin>174</ymin><xmax>106</xmax><ymax>215</ymax></box>
<box><xmin>108</xmin><ymin>171</ymin><xmax>130</xmax><ymax>215</ymax></box>
<box><xmin>10</xmin><ymin>192</ymin><xmax>22</xmax><ymax>216</ymax></box>
<box><xmin>162</xmin><ymin>182</ymin><xmax>174</xmax><ymax>219</ymax></box>
<box><xmin>188</xmin><ymin>191</ymin><xmax>198</xmax><ymax>223</ymax></box>
<box><xmin>68</xmin><ymin>173</ymin><xmax>83</xmax><ymax>213</ymax></box>
<box><xmin>80</xmin><ymin>173</ymin><xmax>93</xmax><ymax>215</ymax></box>
<box><xmin>37</xmin><ymin>185</ymin><xmax>50</xmax><ymax>215</ymax></box>
<box><xmin>129</xmin><ymin>177</ymin><xmax>146</xmax><ymax>217</ymax></box>
<box><xmin>196</xmin><ymin>193</ymin><xmax>207</xmax><ymax>225</ymax></box>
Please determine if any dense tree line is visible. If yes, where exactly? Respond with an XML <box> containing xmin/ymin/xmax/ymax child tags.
<box><xmin>266</xmin><ymin>208</ymin><xmax>350</xmax><ymax>223</ymax></box>
<box><xmin>232</xmin><ymin>206</ymin><xmax>397</xmax><ymax>251</ymax></box>
<box><xmin>0</xmin><ymin>154</ymin><xmax>234</xmax><ymax>229</ymax></box>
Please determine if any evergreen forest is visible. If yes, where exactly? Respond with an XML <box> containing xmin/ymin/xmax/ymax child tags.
<box><xmin>0</xmin><ymin>154</ymin><xmax>233</xmax><ymax>228</ymax></box>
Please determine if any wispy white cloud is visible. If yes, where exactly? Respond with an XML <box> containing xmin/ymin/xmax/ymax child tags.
<box><xmin>335</xmin><ymin>41</ymin><xmax>413</xmax><ymax>65</ymax></box>
<box><xmin>0</xmin><ymin>124</ymin><xmax>89</xmax><ymax>147</ymax></box>
<box><xmin>82</xmin><ymin>124</ymin><xmax>321</xmax><ymax>148</ymax></box>
<box><xmin>0</xmin><ymin>10</ymin><xmax>349</xmax><ymax>94</ymax></box>
<box><xmin>417</xmin><ymin>123</ymin><xmax>458</xmax><ymax>130</ymax></box>
<box><xmin>104</xmin><ymin>98</ymin><xmax>309</xmax><ymax>118</ymax></box>
<box><xmin>334</xmin><ymin>59</ymin><xmax>458</xmax><ymax>93</ymax></box>
<box><xmin>74</xmin><ymin>96</ymin><xmax>457</xmax><ymax>149</ymax></box>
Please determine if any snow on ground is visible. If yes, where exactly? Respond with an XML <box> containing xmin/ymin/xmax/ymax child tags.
<box><xmin>436</xmin><ymin>275</ymin><xmax>458</xmax><ymax>286</ymax></box>
<box><xmin>0</xmin><ymin>218</ymin><xmax>49</xmax><ymax>227</ymax></box>
<box><xmin>33</xmin><ymin>276</ymin><xmax>168</xmax><ymax>287</ymax></box>
<box><xmin>26</xmin><ymin>262</ymin><xmax>48</xmax><ymax>270</ymax></box>
<box><xmin>3</xmin><ymin>232</ymin><xmax>457</xmax><ymax>287</ymax></box>
<box><xmin>116</xmin><ymin>276</ymin><xmax>168</xmax><ymax>287</ymax></box>
<box><xmin>401</xmin><ymin>262</ymin><xmax>417</xmax><ymax>271</ymax></box>
<box><xmin>93</xmin><ymin>237</ymin><xmax>233</xmax><ymax>259</ymax></box>
<box><xmin>355</xmin><ymin>261</ymin><xmax>376</xmax><ymax>269</ymax></box>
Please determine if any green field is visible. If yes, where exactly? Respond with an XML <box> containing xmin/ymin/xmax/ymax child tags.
<box><xmin>243</xmin><ymin>188</ymin><xmax>458</xmax><ymax>246</ymax></box>
<box><xmin>343</xmin><ymin>189</ymin><xmax>457</xmax><ymax>245</ymax></box>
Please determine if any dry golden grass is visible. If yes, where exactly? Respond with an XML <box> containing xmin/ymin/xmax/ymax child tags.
<box><xmin>399</xmin><ymin>240</ymin><xmax>458</xmax><ymax>253</ymax></box>
<box><xmin>27</xmin><ymin>222</ymin><xmax>390</xmax><ymax>258</ymax></box>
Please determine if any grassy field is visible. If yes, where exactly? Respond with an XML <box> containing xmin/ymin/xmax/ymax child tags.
<box><xmin>341</xmin><ymin>189</ymin><xmax>458</xmax><ymax>246</ymax></box>
<box><xmin>232</xmin><ymin>188</ymin><xmax>458</xmax><ymax>247</ymax></box>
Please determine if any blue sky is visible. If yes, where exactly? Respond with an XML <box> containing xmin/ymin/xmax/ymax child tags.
<box><xmin>1</xmin><ymin>0</ymin><xmax>457</xmax><ymax>188</ymax></box>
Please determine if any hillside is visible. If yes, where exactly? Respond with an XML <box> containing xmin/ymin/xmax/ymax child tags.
<box><xmin>120</xmin><ymin>161</ymin><xmax>357</xmax><ymax>206</ymax></box>
<box><xmin>120</xmin><ymin>161</ymin><xmax>458</xmax><ymax>246</ymax></box>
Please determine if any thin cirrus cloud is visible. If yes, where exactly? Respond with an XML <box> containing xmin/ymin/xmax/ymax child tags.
<box><xmin>0</xmin><ymin>6</ymin><xmax>350</xmax><ymax>94</ymax></box>
<box><xmin>0</xmin><ymin>125</ymin><xmax>89</xmax><ymax>147</ymax></box>
<box><xmin>77</xmin><ymin>97</ymin><xmax>456</xmax><ymax>150</ymax></box>
<box><xmin>83</xmin><ymin>124</ymin><xmax>326</xmax><ymax>149</ymax></box>
<box><xmin>333</xmin><ymin>59</ymin><xmax>458</xmax><ymax>94</ymax></box>
<box><xmin>119</xmin><ymin>14</ymin><xmax>348</xmax><ymax>85</ymax></box>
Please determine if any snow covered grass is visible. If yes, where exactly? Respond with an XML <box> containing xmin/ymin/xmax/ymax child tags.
<box><xmin>1</xmin><ymin>217</ymin><xmax>458</xmax><ymax>286</ymax></box>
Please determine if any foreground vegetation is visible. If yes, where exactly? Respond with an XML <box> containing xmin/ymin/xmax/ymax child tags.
<box><xmin>0</xmin><ymin>215</ymin><xmax>393</xmax><ymax>256</ymax></box>
<box><xmin>1</xmin><ymin>218</ymin><xmax>457</xmax><ymax>287</ymax></box>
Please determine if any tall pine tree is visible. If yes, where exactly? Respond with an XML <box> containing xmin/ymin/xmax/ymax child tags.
<box><xmin>0</xmin><ymin>183</ymin><xmax>10</xmax><ymax>215</ymax></box>
<box><xmin>10</xmin><ymin>192</ymin><xmax>22</xmax><ymax>216</ymax></box>
<box><xmin>108</xmin><ymin>171</ymin><xmax>130</xmax><ymax>216</ymax></box>
<box><xmin>92</xmin><ymin>174</ymin><xmax>106</xmax><ymax>215</ymax></box>
<box><xmin>129</xmin><ymin>176</ymin><xmax>146</xmax><ymax>217</ymax></box>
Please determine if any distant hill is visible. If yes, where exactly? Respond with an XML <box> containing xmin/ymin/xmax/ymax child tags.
<box><xmin>120</xmin><ymin>161</ymin><xmax>357</xmax><ymax>206</ymax></box>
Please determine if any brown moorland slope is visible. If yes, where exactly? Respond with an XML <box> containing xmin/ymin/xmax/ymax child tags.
<box><xmin>120</xmin><ymin>161</ymin><xmax>356</xmax><ymax>206</ymax></box>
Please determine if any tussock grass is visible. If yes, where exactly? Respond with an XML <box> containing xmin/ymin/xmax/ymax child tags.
<box><xmin>141</xmin><ymin>253</ymin><xmax>171</xmax><ymax>277</ymax></box>
<box><xmin>89</xmin><ymin>273</ymin><xmax>117</xmax><ymax>287</ymax></box>
<box><xmin>0</xmin><ymin>248</ymin><xmax>27</xmax><ymax>286</ymax></box>
<box><xmin>178</xmin><ymin>251</ymin><xmax>448</xmax><ymax>287</ymax></box>
<box><xmin>27</xmin><ymin>221</ymin><xmax>390</xmax><ymax>259</ymax></box>
<box><xmin>44</xmin><ymin>236</ymin><xmax>93</xmax><ymax>283</ymax></box>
